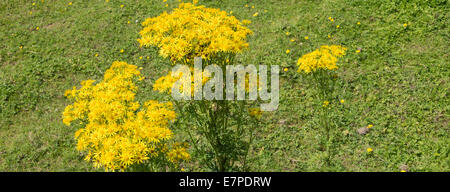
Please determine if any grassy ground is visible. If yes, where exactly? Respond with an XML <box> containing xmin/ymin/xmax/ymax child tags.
<box><xmin>0</xmin><ymin>0</ymin><xmax>448</xmax><ymax>171</ymax></box>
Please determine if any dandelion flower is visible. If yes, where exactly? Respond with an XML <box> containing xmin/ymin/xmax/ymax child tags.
<box><xmin>286</xmin><ymin>49</ymin><xmax>290</xmax><ymax>54</ymax></box>
<box><xmin>285</xmin><ymin>32</ymin><xmax>290</xmax><ymax>35</ymax></box>
<box><xmin>367</xmin><ymin>124</ymin><xmax>373</xmax><ymax>129</ymax></box>
<box><xmin>36</xmin><ymin>26</ymin><xmax>40</xmax><ymax>30</ymax></box>
<box><xmin>367</xmin><ymin>148</ymin><xmax>373</xmax><ymax>153</ymax></box>
<box><xmin>356</xmin><ymin>49</ymin><xmax>361</xmax><ymax>53</ymax></box>
<box><xmin>251</xmin><ymin>6</ymin><xmax>255</xmax><ymax>8</ymax></box>
<box><xmin>284</xmin><ymin>68</ymin><xmax>288</xmax><ymax>72</ymax></box>
<box><xmin>290</xmin><ymin>39</ymin><xmax>295</xmax><ymax>42</ymax></box>
<box><xmin>120</xmin><ymin>49</ymin><xmax>124</xmax><ymax>53</ymax></box>
<box><xmin>120</xmin><ymin>4</ymin><xmax>124</xmax><ymax>8</ymax></box>
<box><xmin>245</xmin><ymin>4</ymin><xmax>248</xmax><ymax>8</ymax></box>
<box><xmin>403</xmin><ymin>23</ymin><xmax>408</xmax><ymax>28</ymax></box>
<box><xmin>68</xmin><ymin>2</ymin><xmax>72</xmax><ymax>5</ymax></box>
<box><xmin>95</xmin><ymin>53</ymin><xmax>99</xmax><ymax>57</ymax></box>
<box><xmin>304</xmin><ymin>36</ymin><xmax>309</xmax><ymax>40</ymax></box>
<box><xmin>139</xmin><ymin>56</ymin><xmax>143</xmax><ymax>60</ymax></box>
<box><xmin>253</xmin><ymin>12</ymin><xmax>258</xmax><ymax>17</ymax></box>
<box><xmin>340</xmin><ymin>99</ymin><xmax>345</xmax><ymax>103</ymax></box>
<box><xmin>336</xmin><ymin>25</ymin><xmax>340</xmax><ymax>28</ymax></box>
<box><xmin>357</xmin><ymin>22</ymin><xmax>361</xmax><ymax>25</ymax></box>
<box><xmin>322</xmin><ymin>101</ymin><xmax>329</xmax><ymax>107</ymax></box>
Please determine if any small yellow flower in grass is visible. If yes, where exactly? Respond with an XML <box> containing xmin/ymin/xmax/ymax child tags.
<box><xmin>283</xmin><ymin>68</ymin><xmax>288</xmax><ymax>72</ymax></box>
<box><xmin>336</xmin><ymin>25</ymin><xmax>340</xmax><ymax>28</ymax></box>
<box><xmin>19</xmin><ymin>46</ymin><xmax>23</xmax><ymax>49</ymax></box>
<box><xmin>357</xmin><ymin>22</ymin><xmax>361</xmax><ymax>25</ymax></box>
<box><xmin>328</xmin><ymin>17</ymin><xmax>334</xmax><ymax>22</ymax></box>
<box><xmin>367</xmin><ymin>148</ymin><xmax>373</xmax><ymax>153</ymax></box>
<box><xmin>139</xmin><ymin>56</ymin><xmax>143</xmax><ymax>60</ymax></box>
<box><xmin>400</xmin><ymin>170</ymin><xmax>406</xmax><ymax>172</ymax></box>
<box><xmin>229</xmin><ymin>11</ymin><xmax>233</xmax><ymax>14</ymax></box>
<box><xmin>286</xmin><ymin>49</ymin><xmax>290</xmax><ymax>54</ymax></box>
<box><xmin>264</xmin><ymin>10</ymin><xmax>268</xmax><ymax>13</ymax></box>
<box><xmin>304</xmin><ymin>36</ymin><xmax>309</xmax><ymax>40</ymax></box>
<box><xmin>253</xmin><ymin>12</ymin><xmax>258</xmax><ymax>17</ymax></box>
<box><xmin>165</xmin><ymin>4</ymin><xmax>168</xmax><ymax>7</ymax></box>
<box><xmin>120</xmin><ymin>49</ymin><xmax>124</xmax><ymax>53</ymax></box>
<box><xmin>95</xmin><ymin>53</ymin><xmax>99</xmax><ymax>57</ymax></box>
<box><xmin>290</xmin><ymin>39</ymin><xmax>295</xmax><ymax>42</ymax></box>
<box><xmin>340</xmin><ymin>99</ymin><xmax>345</xmax><ymax>104</ymax></box>
<box><xmin>32</xmin><ymin>2</ymin><xmax>36</xmax><ymax>6</ymax></box>
<box><xmin>146</xmin><ymin>56</ymin><xmax>150</xmax><ymax>59</ymax></box>
<box><xmin>139</xmin><ymin>67</ymin><xmax>143</xmax><ymax>70</ymax></box>
<box><xmin>322</xmin><ymin>100</ymin><xmax>329</xmax><ymax>107</ymax></box>
<box><xmin>127</xmin><ymin>21</ymin><xmax>131</xmax><ymax>24</ymax></box>
<box><xmin>328</xmin><ymin>34</ymin><xmax>331</xmax><ymax>38</ymax></box>
<box><xmin>355</xmin><ymin>49</ymin><xmax>361</xmax><ymax>53</ymax></box>
<box><xmin>251</xmin><ymin>6</ymin><xmax>255</xmax><ymax>9</ymax></box>
<box><xmin>403</xmin><ymin>23</ymin><xmax>408</xmax><ymax>28</ymax></box>
<box><xmin>68</xmin><ymin>2</ymin><xmax>72</xmax><ymax>5</ymax></box>
<box><xmin>285</xmin><ymin>32</ymin><xmax>290</xmax><ymax>35</ymax></box>
<box><xmin>36</xmin><ymin>26</ymin><xmax>40</xmax><ymax>30</ymax></box>
<box><xmin>367</xmin><ymin>124</ymin><xmax>373</xmax><ymax>129</ymax></box>
<box><xmin>105</xmin><ymin>0</ymin><xmax>109</xmax><ymax>2</ymax></box>
<box><xmin>29</xmin><ymin>11</ymin><xmax>32</xmax><ymax>15</ymax></box>
<box><xmin>163</xmin><ymin>0</ymin><xmax>167</xmax><ymax>2</ymax></box>
<box><xmin>181</xmin><ymin>168</ymin><xmax>185</xmax><ymax>172</ymax></box>
<box><xmin>245</xmin><ymin>4</ymin><xmax>249</xmax><ymax>8</ymax></box>
<box><xmin>120</xmin><ymin>4</ymin><xmax>124</xmax><ymax>8</ymax></box>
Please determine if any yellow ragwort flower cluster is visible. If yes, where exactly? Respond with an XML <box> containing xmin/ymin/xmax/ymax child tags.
<box><xmin>297</xmin><ymin>45</ymin><xmax>347</xmax><ymax>73</ymax></box>
<box><xmin>63</xmin><ymin>61</ymin><xmax>189</xmax><ymax>171</ymax></box>
<box><xmin>138</xmin><ymin>2</ymin><xmax>252</xmax><ymax>62</ymax></box>
<box><xmin>153</xmin><ymin>68</ymin><xmax>211</xmax><ymax>96</ymax></box>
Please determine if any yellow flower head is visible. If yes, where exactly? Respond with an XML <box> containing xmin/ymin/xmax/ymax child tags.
<box><xmin>297</xmin><ymin>45</ymin><xmax>347</xmax><ymax>73</ymax></box>
<box><xmin>248</xmin><ymin>108</ymin><xmax>262</xmax><ymax>119</ymax></box>
<box><xmin>286</xmin><ymin>49</ymin><xmax>290</xmax><ymax>54</ymax></box>
<box><xmin>367</xmin><ymin>148</ymin><xmax>373</xmax><ymax>153</ymax></box>
<box><xmin>138</xmin><ymin>2</ymin><xmax>252</xmax><ymax>63</ymax></box>
<box><xmin>63</xmin><ymin>61</ymin><xmax>187</xmax><ymax>171</ymax></box>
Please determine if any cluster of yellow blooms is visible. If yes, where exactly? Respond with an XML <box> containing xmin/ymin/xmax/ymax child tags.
<box><xmin>297</xmin><ymin>45</ymin><xmax>347</xmax><ymax>73</ymax></box>
<box><xmin>63</xmin><ymin>61</ymin><xmax>189</xmax><ymax>171</ymax></box>
<box><xmin>138</xmin><ymin>2</ymin><xmax>252</xmax><ymax>63</ymax></box>
<box><xmin>153</xmin><ymin>68</ymin><xmax>211</xmax><ymax>96</ymax></box>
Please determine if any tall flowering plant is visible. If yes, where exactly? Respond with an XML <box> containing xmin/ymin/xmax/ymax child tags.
<box><xmin>139</xmin><ymin>2</ymin><xmax>259</xmax><ymax>171</ymax></box>
<box><xmin>63</xmin><ymin>61</ymin><xmax>190</xmax><ymax>172</ymax></box>
<box><xmin>296</xmin><ymin>45</ymin><xmax>347</xmax><ymax>164</ymax></box>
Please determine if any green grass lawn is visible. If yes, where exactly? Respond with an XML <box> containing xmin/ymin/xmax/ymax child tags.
<box><xmin>0</xmin><ymin>0</ymin><xmax>448</xmax><ymax>171</ymax></box>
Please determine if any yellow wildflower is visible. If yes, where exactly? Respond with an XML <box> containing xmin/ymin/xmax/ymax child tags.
<box><xmin>138</xmin><ymin>2</ymin><xmax>252</xmax><ymax>63</ymax></box>
<box><xmin>297</xmin><ymin>45</ymin><xmax>347</xmax><ymax>73</ymax></box>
